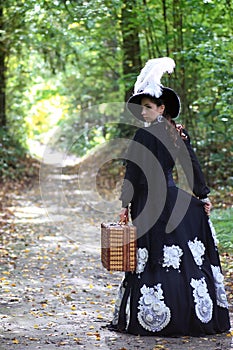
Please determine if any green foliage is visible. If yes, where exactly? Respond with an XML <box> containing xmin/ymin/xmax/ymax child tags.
<box><xmin>0</xmin><ymin>0</ymin><xmax>232</xmax><ymax>194</ymax></box>
<box><xmin>212</xmin><ymin>208</ymin><xmax>233</xmax><ymax>253</ymax></box>
<box><xmin>25</xmin><ymin>80</ymin><xmax>69</xmax><ymax>143</ymax></box>
<box><xmin>0</xmin><ymin>128</ymin><xmax>28</xmax><ymax>181</ymax></box>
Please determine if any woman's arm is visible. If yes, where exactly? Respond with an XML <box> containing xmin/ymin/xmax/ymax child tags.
<box><xmin>178</xmin><ymin>129</ymin><xmax>210</xmax><ymax>198</ymax></box>
<box><xmin>179</xmin><ymin>130</ymin><xmax>212</xmax><ymax>215</ymax></box>
<box><xmin>119</xmin><ymin>129</ymin><xmax>144</xmax><ymax>220</ymax></box>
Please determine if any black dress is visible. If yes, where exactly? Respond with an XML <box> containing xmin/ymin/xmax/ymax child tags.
<box><xmin>111</xmin><ymin>118</ymin><xmax>230</xmax><ymax>336</ymax></box>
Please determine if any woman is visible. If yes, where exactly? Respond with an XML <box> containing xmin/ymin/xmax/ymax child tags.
<box><xmin>109</xmin><ymin>58</ymin><xmax>230</xmax><ymax>336</ymax></box>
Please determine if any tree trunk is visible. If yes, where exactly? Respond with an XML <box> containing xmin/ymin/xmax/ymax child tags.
<box><xmin>121</xmin><ymin>0</ymin><xmax>142</xmax><ymax>102</ymax></box>
<box><xmin>172</xmin><ymin>0</ymin><xmax>189</xmax><ymax>125</ymax></box>
<box><xmin>0</xmin><ymin>3</ymin><xmax>6</xmax><ymax>127</ymax></box>
<box><xmin>162</xmin><ymin>0</ymin><xmax>170</xmax><ymax>57</ymax></box>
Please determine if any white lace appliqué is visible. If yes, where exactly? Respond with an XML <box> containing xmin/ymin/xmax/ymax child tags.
<box><xmin>162</xmin><ymin>245</ymin><xmax>183</xmax><ymax>270</ymax></box>
<box><xmin>190</xmin><ymin>277</ymin><xmax>213</xmax><ymax>323</ymax></box>
<box><xmin>136</xmin><ymin>248</ymin><xmax>149</xmax><ymax>275</ymax></box>
<box><xmin>211</xmin><ymin>265</ymin><xmax>229</xmax><ymax>308</ymax></box>
<box><xmin>137</xmin><ymin>284</ymin><xmax>171</xmax><ymax>332</ymax></box>
<box><xmin>111</xmin><ymin>277</ymin><xmax>131</xmax><ymax>328</ymax></box>
<box><xmin>208</xmin><ymin>219</ymin><xmax>219</xmax><ymax>247</ymax></box>
<box><xmin>188</xmin><ymin>237</ymin><xmax>205</xmax><ymax>266</ymax></box>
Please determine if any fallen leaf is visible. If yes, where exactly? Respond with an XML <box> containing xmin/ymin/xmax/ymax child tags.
<box><xmin>74</xmin><ymin>337</ymin><xmax>82</xmax><ymax>343</ymax></box>
<box><xmin>58</xmin><ymin>341</ymin><xmax>68</xmax><ymax>345</ymax></box>
<box><xmin>65</xmin><ymin>294</ymin><xmax>74</xmax><ymax>301</ymax></box>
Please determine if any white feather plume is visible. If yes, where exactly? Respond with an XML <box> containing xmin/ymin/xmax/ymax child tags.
<box><xmin>134</xmin><ymin>57</ymin><xmax>175</xmax><ymax>97</ymax></box>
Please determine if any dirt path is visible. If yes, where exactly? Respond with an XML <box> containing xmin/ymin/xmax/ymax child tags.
<box><xmin>0</xmin><ymin>163</ymin><xmax>232</xmax><ymax>350</ymax></box>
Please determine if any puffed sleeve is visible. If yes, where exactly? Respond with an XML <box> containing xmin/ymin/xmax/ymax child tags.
<box><xmin>178</xmin><ymin>130</ymin><xmax>210</xmax><ymax>199</ymax></box>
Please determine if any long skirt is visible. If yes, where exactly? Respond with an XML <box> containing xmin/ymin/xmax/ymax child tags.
<box><xmin>111</xmin><ymin>186</ymin><xmax>231</xmax><ymax>336</ymax></box>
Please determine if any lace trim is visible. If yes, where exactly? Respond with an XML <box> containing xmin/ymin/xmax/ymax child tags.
<box><xmin>162</xmin><ymin>245</ymin><xmax>183</xmax><ymax>270</ymax></box>
<box><xmin>190</xmin><ymin>277</ymin><xmax>213</xmax><ymax>323</ymax></box>
<box><xmin>208</xmin><ymin>219</ymin><xmax>219</xmax><ymax>247</ymax></box>
<box><xmin>112</xmin><ymin>277</ymin><xmax>130</xmax><ymax>328</ymax></box>
<box><xmin>188</xmin><ymin>237</ymin><xmax>205</xmax><ymax>266</ymax></box>
<box><xmin>136</xmin><ymin>248</ymin><xmax>149</xmax><ymax>275</ymax></box>
<box><xmin>137</xmin><ymin>284</ymin><xmax>171</xmax><ymax>332</ymax></box>
<box><xmin>211</xmin><ymin>265</ymin><xmax>229</xmax><ymax>308</ymax></box>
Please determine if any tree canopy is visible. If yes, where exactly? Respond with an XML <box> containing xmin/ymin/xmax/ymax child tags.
<box><xmin>0</xmin><ymin>0</ymin><xmax>232</xmax><ymax>191</ymax></box>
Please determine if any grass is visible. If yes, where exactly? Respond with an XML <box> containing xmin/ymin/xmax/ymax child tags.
<box><xmin>211</xmin><ymin>207</ymin><xmax>233</xmax><ymax>253</ymax></box>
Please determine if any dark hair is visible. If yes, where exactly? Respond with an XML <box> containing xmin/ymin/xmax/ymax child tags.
<box><xmin>145</xmin><ymin>95</ymin><xmax>179</xmax><ymax>147</ymax></box>
<box><xmin>144</xmin><ymin>95</ymin><xmax>171</xmax><ymax>119</ymax></box>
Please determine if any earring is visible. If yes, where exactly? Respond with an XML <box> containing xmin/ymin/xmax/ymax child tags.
<box><xmin>157</xmin><ymin>115</ymin><xmax>164</xmax><ymax>123</ymax></box>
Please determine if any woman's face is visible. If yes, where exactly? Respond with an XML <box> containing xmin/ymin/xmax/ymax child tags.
<box><xmin>141</xmin><ymin>97</ymin><xmax>165</xmax><ymax>123</ymax></box>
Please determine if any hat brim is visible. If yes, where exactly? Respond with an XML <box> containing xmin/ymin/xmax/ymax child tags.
<box><xmin>127</xmin><ymin>87</ymin><xmax>181</xmax><ymax>120</ymax></box>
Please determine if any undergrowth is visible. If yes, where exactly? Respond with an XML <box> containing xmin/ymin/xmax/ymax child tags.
<box><xmin>211</xmin><ymin>208</ymin><xmax>233</xmax><ymax>253</ymax></box>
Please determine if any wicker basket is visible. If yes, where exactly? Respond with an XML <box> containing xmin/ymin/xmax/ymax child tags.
<box><xmin>101</xmin><ymin>222</ymin><xmax>137</xmax><ymax>272</ymax></box>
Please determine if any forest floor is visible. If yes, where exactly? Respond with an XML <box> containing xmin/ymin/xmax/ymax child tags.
<box><xmin>0</xmin><ymin>154</ymin><xmax>233</xmax><ymax>350</ymax></box>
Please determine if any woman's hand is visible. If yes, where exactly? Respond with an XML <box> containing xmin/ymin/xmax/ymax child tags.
<box><xmin>201</xmin><ymin>198</ymin><xmax>212</xmax><ymax>216</ymax></box>
<box><xmin>176</xmin><ymin>124</ymin><xmax>188</xmax><ymax>140</ymax></box>
<box><xmin>204</xmin><ymin>201</ymin><xmax>212</xmax><ymax>216</ymax></box>
<box><xmin>119</xmin><ymin>207</ymin><xmax>129</xmax><ymax>224</ymax></box>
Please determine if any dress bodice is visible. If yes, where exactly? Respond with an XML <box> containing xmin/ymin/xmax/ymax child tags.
<box><xmin>120</xmin><ymin>121</ymin><xmax>210</xmax><ymax>207</ymax></box>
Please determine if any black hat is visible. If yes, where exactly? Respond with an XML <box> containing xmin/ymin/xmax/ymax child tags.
<box><xmin>126</xmin><ymin>58</ymin><xmax>181</xmax><ymax>120</ymax></box>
